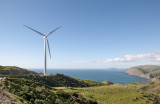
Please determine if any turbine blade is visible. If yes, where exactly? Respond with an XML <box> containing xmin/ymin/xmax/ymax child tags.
<box><xmin>47</xmin><ymin>38</ymin><xmax>51</xmax><ymax>59</ymax></box>
<box><xmin>47</xmin><ymin>26</ymin><xmax>61</xmax><ymax>37</ymax></box>
<box><xmin>24</xmin><ymin>25</ymin><xmax>45</xmax><ymax>36</ymax></box>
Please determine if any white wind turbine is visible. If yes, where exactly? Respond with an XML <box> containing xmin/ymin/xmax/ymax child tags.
<box><xmin>24</xmin><ymin>25</ymin><xmax>61</xmax><ymax>75</ymax></box>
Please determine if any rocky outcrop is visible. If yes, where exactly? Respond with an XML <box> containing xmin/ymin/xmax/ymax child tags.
<box><xmin>0</xmin><ymin>86</ymin><xmax>18</xmax><ymax>104</ymax></box>
<box><xmin>126</xmin><ymin>67</ymin><xmax>150</xmax><ymax>79</ymax></box>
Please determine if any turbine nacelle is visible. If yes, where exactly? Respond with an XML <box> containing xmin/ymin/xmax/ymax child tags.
<box><xmin>43</xmin><ymin>36</ymin><xmax>47</xmax><ymax>39</ymax></box>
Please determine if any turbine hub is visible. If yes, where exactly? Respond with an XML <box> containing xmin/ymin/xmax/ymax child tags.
<box><xmin>43</xmin><ymin>36</ymin><xmax>47</xmax><ymax>39</ymax></box>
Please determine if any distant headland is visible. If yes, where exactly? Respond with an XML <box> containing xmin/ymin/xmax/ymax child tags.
<box><xmin>126</xmin><ymin>65</ymin><xmax>160</xmax><ymax>81</ymax></box>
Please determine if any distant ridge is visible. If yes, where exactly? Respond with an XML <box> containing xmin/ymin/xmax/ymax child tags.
<box><xmin>0</xmin><ymin>66</ymin><xmax>37</xmax><ymax>75</ymax></box>
<box><xmin>126</xmin><ymin>65</ymin><xmax>160</xmax><ymax>81</ymax></box>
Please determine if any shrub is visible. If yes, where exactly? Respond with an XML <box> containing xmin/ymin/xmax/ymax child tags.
<box><xmin>74</xmin><ymin>102</ymin><xmax>80</xmax><ymax>104</ymax></box>
<box><xmin>102</xmin><ymin>80</ymin><xmax>113</xmax><ymax>85</ymax></box>
<box><xmin>87</xmin><ymin>99</ymin><xmax>98</xmax><ymax>104</ymax></box>
<box><xmin>34</xmin><ymin>99</ymin><xmax>45</xmax><ymax>104</ymax></box>
<box><xmin>56</xmin><ymin>89</ymin><xmax>70</xmax><ymax>99</ymax></box>
<box><xmin>55</xmin><ymin>99</ymin><xmax>64</xmax><ymax>104</ymax></box>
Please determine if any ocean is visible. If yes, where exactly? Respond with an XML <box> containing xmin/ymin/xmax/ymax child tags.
<box><xmin>30</xmin><ymin>69</ymin><xmax>150</xmax><ymax>84</ymax></box>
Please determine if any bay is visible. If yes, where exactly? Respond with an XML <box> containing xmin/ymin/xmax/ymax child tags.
<box><xmin>30</xmin><ymin>69</ymin><xmax>150</xmax><ymax>84</ymax></box>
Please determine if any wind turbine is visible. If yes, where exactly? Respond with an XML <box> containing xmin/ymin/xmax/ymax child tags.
<box><xmin>24</xmin><ymin>25</ymin><xmax>61</xmax><ymax>75</ymax></box>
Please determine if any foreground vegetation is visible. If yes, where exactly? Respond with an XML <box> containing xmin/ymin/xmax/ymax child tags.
<box><xmin>56</xmin><ymin>82</ymin><xmax>160</xmax><ymax>104</ymax></box>
<box><xmin>1</xmin><ymin>65</ymin><xmax>160</xmax><ymax>104</ymax></box>
<box><xmin>0</xmin><ymin>75</ymin><xmax>99</xmax><ymax>104</ymax></box>
<box><xmin>0</xmin><ymin>66</ymin><xmax>109</xmax><ymax>104</ymax></box>
<box><xmin>1</xmin><ymin>74</ymin><xmax>160</xmax><ymax>104</ymax></box>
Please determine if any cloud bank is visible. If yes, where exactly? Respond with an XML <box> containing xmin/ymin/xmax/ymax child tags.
<box><xmin>104</xmin><ymin>51</ymin><xmax>160</xmax><ymax>63</ymax></box>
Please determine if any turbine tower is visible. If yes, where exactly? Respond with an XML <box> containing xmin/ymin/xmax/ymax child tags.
<box><xmin>24</xmin><ymin>25</ymin><xmax>61</xmax><ymax>75</ymax></box>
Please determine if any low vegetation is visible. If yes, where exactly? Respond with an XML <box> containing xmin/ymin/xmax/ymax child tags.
<box><xmin>0</xmin><ymin>75</ymin><xmax>93</xmax><ymax>104</ymax></box>
<box><xmin>0</xmin><ymin>66</ymin><xmax>36</xmax><ymax>75</ymax></box>
<box><xmin>57</xmin><ymin>82</ymin><xmax>160</xmax><ymax>104</ymax></box>
<box><xmin>1</xmin><ymin>65</ymin><xmax>160</xmax><ymax>104</ymax></box>
<box><xmin>0</xmin><ymin>74</ymin><xmax>105</xmax><ymax>87</ymax></box>
<box><xmin>0</xmin><ymin>66</ymin><xmax>106</xmax><ymax>104</ymax></box>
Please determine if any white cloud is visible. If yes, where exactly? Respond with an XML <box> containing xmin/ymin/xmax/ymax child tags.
<box><xmin>72</xmin><ymin>61</ymin><xmax>89</xmax><ymax>63</ymax></box>
<box><xmin>104</xmin><ymin>51</ymin><xmax>160</xmax><ymax>63</ymax></box>
<box><xmin>155</xmin><ymin>55</ymin><xmax>160</xmax><ymax>62</ymax></box>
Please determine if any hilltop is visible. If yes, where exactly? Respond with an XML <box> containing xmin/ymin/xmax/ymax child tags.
<box><xmin>0</xmin><ymin>66</ymin><xmax>36</xmax><ymax>75</ymax></box>
<box><xmin>126</xmin><ymin>65</ymin><xmax>160</xmax><ymax>81</ymax></box>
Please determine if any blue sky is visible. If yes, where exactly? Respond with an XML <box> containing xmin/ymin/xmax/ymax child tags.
<box><xmin>0</xmin><ymin>0</ymin><xmax>160</xmax><ymax>69</ymax></box>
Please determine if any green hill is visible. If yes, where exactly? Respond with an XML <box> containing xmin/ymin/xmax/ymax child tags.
<box><xmin>0</xmin><ymin>73</ymin><xmax>103</xmax><ymax>104</ymax></box>
<box><xmin>4</xmin><ymin>75</ymin><xmax>159</xmax><ymax>104</ymax></box>
<box><xmin>0</xmin><ymin>66</ymin><xmax>108</xmax><ymax>104</ymax></box>
<box><xmin>0</xmin><ymin>66</ymin><xmax>36</xmax><ymax>75</ymax></box>
<box><xmin>126</xmin><ymin>65</ymin><xmax>160</xmax><ymax>81</ymax></box>
<box><xmin>1</xmin><ymin>73</ymin><xmax>106</xmax><ymax>87</ymax></box>
<box><xmin>0</xmin><ymin>76</ymin><xmax>90</xmax><ymax>104</ymax></box>
<box><xmin>2</xmin><ymin>65</ymin><xmax>160</xmax><ymax>104</ymax></box>
<box><xmin>56</xmin><ymin>81</ymin><xmax>160</xmax><ymax>104</ymax></box>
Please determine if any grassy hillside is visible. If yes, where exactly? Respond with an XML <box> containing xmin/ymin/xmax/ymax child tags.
<box><xmin>126</xmin><ymin>65</ymin><xmax>160</xmax><ymax>80</ymax></box>
<box><xmin>76</xmin><ymin>79</ymin><xmax>113</xmax><ymax>86</ymax></box>
<box><xmin>0</xmin><ymin>73</ymin><xmax>106</xmax><ymax>104</ymax></box>
<box><xmin>0</xmin><ymin>66</ymin><xmax>106</xmax><ymax>103</ymax></box>
<box><xmin>57</xmin><ymin>82</ymin><xmax>160</xmax><ymax>104</ymax></box>
<box><xmin>1</xmin><ymin>65</ymin><xmax>160</xmax><ymax>104</ymax></box>
<box><xmin>0</xmin><ymin>66</ymin><xmax>36</xmax><ymax>75</ymax></box>
<box><xmin>2</xmin><ymin>75</ymin><xmax>160</xmax><ymax>104</ymax></box>
<box><xmin>0</xmin><ymin>74</ymin><xmax>105</xmax><ymax>87</ymax></box>
<box><xmin>0</xmin><ymin>77</ymin><xmax>89</xmax><ymax>104</ymax></box>
<box><xmin>0</xmin><ymin>72</ymin><xmax>109</xmax><ymax>104</ymax></box>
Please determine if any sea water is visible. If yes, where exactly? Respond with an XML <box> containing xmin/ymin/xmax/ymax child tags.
<box><xmin>30</xmin><ymin>69</ymin><xmax>150</xmax><ymax>84</ymax></box>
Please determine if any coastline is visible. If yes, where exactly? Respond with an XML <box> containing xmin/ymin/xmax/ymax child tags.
<box><xmin>31</xmin><ymin>69</ymin><xmax>150</xmax><ymax>84</ymax></box>
<box><xmin>125</xmin><ymin>65</ymin><xmax>160</xmax><ymax>82</ymax></box>
<box><xmin>125</xmin><ymin>71</ymin><xmax>152</xmax><ymax>82</ymax></box>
